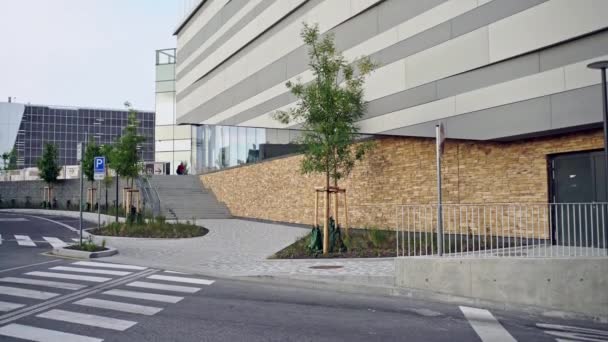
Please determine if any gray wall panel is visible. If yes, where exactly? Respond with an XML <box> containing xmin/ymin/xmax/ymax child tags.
<box><xmin>450</xmin><ymin>0</ymin><xmax>547</xmax><ymax>38</ymax></box>
<box><xmin>364</xmin><ymin>83</ymin><xmax>437</xmax><ymax>120</ymax></box>
<box><xmin>377</xmin><ymin>0</ymin><xmax>446</xmax><ymax>33</ymax></box>
<box><xmin>540</xmin><ymin>29</ymin><xmax>608</xmax><ymax>71</ymax></box>
<box><xmin>551</xmin><ymin>85</ymin><xmax>603</xmax><ymax>129</ymax></box>
<box><xmin>222</xmin><ymin>92</ymin><xmax>296</xmax><ymax>126</ymax></box>
<box><xmin>436</xmin><ymin>53</ymin><xmax>540</xmax><ymax>99</ymax></box>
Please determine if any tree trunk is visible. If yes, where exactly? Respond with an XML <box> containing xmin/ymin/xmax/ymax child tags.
<box><xmin>323</xmin><ymin>171</ymin><xmax>330</xmax><ymax>255</ymax></box>
<box><xmin>333</xmin><ymin>178</ymin><xmax>339</xmax><ymax>227</ymax></box>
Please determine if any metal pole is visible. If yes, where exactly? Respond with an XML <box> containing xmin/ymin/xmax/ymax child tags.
<box><xmin>600</xmin><ymin>68</ymin><xmax>608</xmax><ymax>199</ymax></box>
<box><xmin>79</xmin><ymin>132</ymin><xmax>86</xmax><ymax>245</ymax></box>
<box><xmin>436</xmin><ymin>125</ymin><xmax>443</xmax><ymax>256</ymax></box>
<box><xmin>98</xmin><ymin>179</ymin><xmax>101</xmax><ymax>229</ymax></box>
<box><xmin>115</xmin><ymin>174</ymin><xmax>119</xmax><ymax>223</ymax></box>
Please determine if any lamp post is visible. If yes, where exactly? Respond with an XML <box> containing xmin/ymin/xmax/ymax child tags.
<box><xmin>587</xmin><ymin>61</ymin><xmax>608</xmax><ymax>198</ymax></box>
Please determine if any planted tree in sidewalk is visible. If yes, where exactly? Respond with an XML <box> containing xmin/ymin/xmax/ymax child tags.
<box><xmin>82</xmin><ymin>135</ymin><xmax>102</xmax><ymax>210</ymax></box>
<box><xmin>37</xmin><ymin>143</ymin><xmax>61</xmax><ymax>208</ymax></box>
<box><xmin>3</xmin><ymin>148</ymin><xmax>18</xmax><ymax>171</ymax></box>
<box><xmin>273</xmin><ymin>23</ymin><xmax>375</xmax><ymax>255</ymax></box>
<box><xmin>108</xmin><ymin>102</ymin><xmax>145</xmax><ymax>220</ymax></box>
<box><xmin>1</xmin><ymin>152</ymin><xmax>8</xmax><ymax>170</ymax></box>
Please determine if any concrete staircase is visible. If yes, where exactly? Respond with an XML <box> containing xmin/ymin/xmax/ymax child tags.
<box><xmin>147</xmin><ymin>175</ymin><xmax>231</xmax><ymax>220</ymax></box>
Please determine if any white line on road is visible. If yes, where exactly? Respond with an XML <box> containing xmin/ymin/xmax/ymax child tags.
<box><xmin>43</xmin><ymin>237</ymin><xmax>67</xmax><ymax>248</ymax></box>
<box><xmin>72</xmin><ymin>261</ymin><xmax>147</xmax><ymax>270</ymax></box>
<box><xmin>147</xmin><ymin>274</ymin><xmax>214</xmax><ymax>285</ymax></box>
<box><xmin>460</xmin><ymin>306</ymin><xmax>516</xmax><ymax>342</ymax></box>
<box><xmin>103</xmin><ymin>289</ymin><xmax>183</xmax><ymax>303</ymax></box>
<box><xmin>0</xmin><ymin>285</ymin><xmax>59</xmax><ymax>300</ymax></box>
<box><xmin>14</xmin><ymin>235</ymin><xmax>36</xmax><ymax>247</ymax></box>
<box><xmin>127</xmin><ymin>281</ymin><xmax>201</xmax><ymax>293</ymax></box>
<box><xmin>0</xmin><ymin>323</ymin><xmax>102</xmax><ymax>342</ymax></box>
<box><xmin>0</xmin><ymin>301</ymin><xmax>25</xmax><ymax>312</ymax></box>
<box><xmin>50</xmin><ymin>266</ymin><xmax>131</xmax><ymax>276</ymax></box>
<box><xmin>74</xmin><ymin>298</ymin><xmax>163</xmax><ymax>316</ymax></box>
<box><xmin>164</xmin><ymin>270</ymin><xmax>189</xmax><ymax>274</ymax></box>
<box><xmin>0</xmin><ymin>234</ymin><xmax>2</xmax><ymax>245</ymax></box>
<box><xmin>0</xmin><ymin>259</ymin><xmax>62</xmax><ymax>273</ymax></box>
<box><xmin>26</xmin><ymin>271</ymin><xmax>111</xmax><ymax>283</ymax></box>
<box><xmin>0</xmin><ymin>277</ymin><xmax>86</xmax><ymax>291</ymax></box>
<box><xmin>37</xmin><ymin>309</ymin><xmax>137</xmax><ymax>331</ymax></box>
<box><xmin>537</xmin><ymin>323</ymin><xmax>608</xmax><ymax>341</ymax></box>
<box><xmin>0</xmin><ymin>218</ymin><xmax>28</xmax><ymax>222</ymax></box>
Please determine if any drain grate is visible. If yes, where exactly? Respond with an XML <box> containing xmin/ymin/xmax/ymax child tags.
<box><xmin>308</xmin><ymin>265</ymin><xmax>343</xmax><ymax>270</ymax></box>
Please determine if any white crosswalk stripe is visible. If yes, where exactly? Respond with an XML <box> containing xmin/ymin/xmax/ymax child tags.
<box><xmin>0</xmin><ymin>234</ymin><xmax>2</xmax><ymax>245</ymax></box>
<box><xmin>103</xmin><ymin>289</ymin><xmax>184</xmax><ymax>303</ymax></box>
<box><xmin>43</xmin><ymin>237</ymin><xmax>68</xmax><ymax>248</ymax></box>
<box><xmin>38</xmin><ymin>309</ymin><xmax>137</xmax><ymax>331</ymax></box>
<box><xmin>147</xmin><ymin>274</ymin><xmax>214</xmax><ymax>285</ymax></box>
<box><xmin>0</xmin><ymin>323</ymin><xmax>102</xmax><ymax>342</ymax></box>
<box><xmin>0</xmin><ymin>300</ymin><xmax>25</xmax><ymax>312</ymax></box>
<box><xmin>71</xmin><ymin>261</ymin><xmax>147</xmax><ymax>270</ymax></box>
<box><xmin>0</xmin><ymin>285</ymin><xmax>59</xmax><ymax>300</ymax></box>
<box><xmin>74</xmin><ymin>298</ymin><xmax>163</xmax><ymax>316</ymax></box>
<box><xmin>460</xmin><ymin>306</ymin><xmax>516</xmax><ymax>342</ymax></box>
<box><xmin>164</xmin><ymin>270</ymin><xmax>189</xmax><ymax>274</ymax></box>
<box><xmin>0</xmin><ymin>277</ymin><xmax>86</xmax><ymax>290</ymax></box>
<box><xmin>50</xmin><ymin>266</ymin><xmax>132</xmax><ymax>276</ymax></box>
<box><xmin>14</xmin><ymin>235</ymin><xmax>36</xmax><ymax>247</ymax></box>
<box><xmin>26</xmin><ymin>271</ymin><xmax>111</xmax><ymax>283</ymax></box>
<box><xmin>127</xmin><ymin>281</ymin><xmax>201</xmax><ymax>293</ymax></box>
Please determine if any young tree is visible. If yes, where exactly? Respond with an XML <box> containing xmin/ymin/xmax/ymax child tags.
<box><xmin>109</xmin><ymin>102</ymin><xmax>145</xmax><ymax>216</ymax></box>
<box><xmin>1</xmin><ymin>152</ymin><xmax>8</xmax><ymax>171</ymax></box>
<box><xmin>273</xmin><ymin>23</ymin><xmax>375</xmax><ymax>254</ymax></box>
<box><xmin>37</xmin><ymin>143</ymin><xmax>61</xmax><ymax>206</ymax></box>
<box><xmin>7</xmin><ymin>148</ymin><xmax>17</xmax><ymax>170</ymax></box>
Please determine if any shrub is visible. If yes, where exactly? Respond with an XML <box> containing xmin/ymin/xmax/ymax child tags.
<box><xmin>155</xmin><ymin>215</ymin><xmax>166</xmax><ymax>224</ymax></box>
<box><xmin>367</xmin><ymin>227</ymin><xmax>390</xmax><ymax>249</ymax></box>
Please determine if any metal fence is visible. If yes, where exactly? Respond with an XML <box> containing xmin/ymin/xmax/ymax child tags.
<box><xmin>396</xmin><ymin>203</ymin><xmax>608</xmax><ymax>258</ymax></box>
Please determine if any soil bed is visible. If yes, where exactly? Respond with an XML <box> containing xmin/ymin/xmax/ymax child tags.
<box><xmin>90</xmin><ymin>221</ymin><xmax>208</xmax><ymax>238</ymax></box>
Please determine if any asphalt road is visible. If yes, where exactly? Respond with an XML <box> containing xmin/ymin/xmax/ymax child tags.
<box><xmin>0</xmin><ymin>212</ymin><xmax>606</xmax><ymax>341</ymax></box>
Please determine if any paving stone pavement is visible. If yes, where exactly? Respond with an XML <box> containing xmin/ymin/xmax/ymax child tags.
<box><xmin>99</xmin><ymin>219</ymin><xmax>395</xmax><ymax>279</ymax></box>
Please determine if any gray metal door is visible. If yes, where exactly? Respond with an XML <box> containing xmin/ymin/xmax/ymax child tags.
<box><xmin>550</xmin><ymin>151</ymin><xmax>607</xmax><ymax>247</ymax></box>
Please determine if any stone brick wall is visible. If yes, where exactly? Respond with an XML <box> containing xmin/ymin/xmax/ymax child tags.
<box><xmin>201</xmin><ymin>129</ymin><xmax>604</xmax><ymax>231</ymax></box>
<box><xmin>0</xmin><ymin>178</ymin><xmax>128</xmax><ymax>208</ymax></box>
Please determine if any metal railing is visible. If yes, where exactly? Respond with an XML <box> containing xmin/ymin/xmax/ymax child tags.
<box><xmin>136</xmin><ymin>176</ymin><xmax>161</xmax><ymax>217</ymax></box>
<box><xmin>396</xmin><ymin>203</ymin><xmax>608</xmax><ymax>258</ymax></box>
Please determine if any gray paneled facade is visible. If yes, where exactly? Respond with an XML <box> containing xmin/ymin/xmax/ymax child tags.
<box><xmin>175</xmin><ymin>0</ymin><xmax>608</xmax><ymax>141</ymax></box>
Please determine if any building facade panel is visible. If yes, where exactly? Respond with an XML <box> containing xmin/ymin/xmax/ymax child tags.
<box><xmin>175</xmin><ymin>0</ymin><xmax>608</xmax><ymax>142</ymax></box>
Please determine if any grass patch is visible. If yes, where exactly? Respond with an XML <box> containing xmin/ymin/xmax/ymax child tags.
<box><xmin>66</xmin><ymin>238</ymin><xmax>107</xmax><ymax>252</ymax></box>
<box><xmin>90</xmin><ymin>219</ymin><xmax>208</xmax><ymax>238</ymax></box>
<box><xmin>273</xmin><ymin>227</ymin><xmax>397</xmax><ymax>259</ymax></box>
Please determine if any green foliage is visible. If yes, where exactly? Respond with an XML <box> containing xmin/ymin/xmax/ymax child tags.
<box><xmin>2</xmin><ymin>148</ymin><xmax>18</xmax><ymax>171</ymax></box>
<box><xmin>155</xmin><ymin>215</ymin><xmax>166</xmax><ymax>224</ymax></box>
<box><xmin>273</xmin><ymin>23</ymin><xmax>376</xmax><ymax>186</ymax></box>
<box><xmin>1</xmin><ymin>152</ymin><xmax>8</xmax><ymax>170</ymax></box>
<box><xmin>37</xmin><ymin>143</ymin><xmax>61</xmax><ymax>184</ymax></box>
<box><xmin>367</xmin><ymin>227</ymin><xmax>390</xmax><ymax>249</ymax></box>
<box><xmin>94</xmin><ymin>221</ymin><xmax>206</xmax><ymax>238</ymax></box>
<box><xmin>107</xmin><ymin>102</ymin><xmax>145</xmax><ymax>187</ymax></box>
<box><xmin>82</xmin><ymin>135</ymin><xmax>102</xmax><ymax>184</ymax></box>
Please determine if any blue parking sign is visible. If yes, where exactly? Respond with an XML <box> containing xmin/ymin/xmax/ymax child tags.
<box><xmin>94</xmin><ymin>157</ymin><xmax>105</xmax><ymax>180</ymax></box>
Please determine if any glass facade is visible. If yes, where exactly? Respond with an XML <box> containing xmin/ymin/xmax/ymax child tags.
<box><xmin>191</xmin><ymin>125</ymin><xmax>303</xmax><ymax>174</ymax></box>
<box><xmin>13</xmin><ymin>105</ymin><xmax>155</xmax><ymax>168</ymax></box>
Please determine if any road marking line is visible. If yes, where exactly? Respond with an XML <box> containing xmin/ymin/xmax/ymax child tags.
<box><xmin>74</xmin><ymin>298</ymin><xmax>163</xmax><ymax>316</ymax></box>
<box><xmin>147</xmin><ymin>274</ymin><xmax>214</xmax><ymax>285</ymax></box>
<box><xmin>0</xmin><ymin>285</ymin><xmax>59</xmax><ymax>300</ymax></box>
<box><xmin>103</xmin><ymin>289</ymin><xmax>183</xmax><ymax>303</ymax></box>
<box><xmin>164</xmin><ymin>270</ymin><xmax>189</xmax><ymax>274</ymax></box>
<box><xmin>72</xmin><ymin>261</ymin><xmax>147</xmax><ymax>270</ymax></box>
<box><xmin>0</xmin><ymin>323</ymin><xmax>102</xmax><ymax>342</ymax></box>
<box><xmin>50</xmin><ymin>266</ymin><xmax>131</xmax><ymax>276</ymax></box>
<box><xmin>26</xmin><ymin>271</ymin><xmax>111</xmax><ymax>283</ymax></box>
<box><xmin>0</xmin><ymin>301</ymin><xmax>25</xmax><ymax>312</ymax></box>
<box><xmin>460</xmin><ymin>306</ymin><xmax>516</xmax><ymax>342</ymax></box>
<box><xmin>0</xmin><ymin>277</ymin><xmax>86</xmax><ymax>291</ymax></box>
<box><xmin>37</xmin><ymin>309</ymin><xmax>137</xmax><ymax>331</ymax></box>
<box><xmin>0</xmin><ymin>259</ymin><xmax>62</xmax><ymax>273</ymax></box>
<box><xmin>43</xmin><ymin>237</ymin><xmax>68</xmax><ymax>248</ymax></box>
<box><xmin>0</xmin><ymin>234</ymin><xmax>2</xmax><ymax>245</ymax></box>
<box><xmin>0</xmin><ymin>218</ymin><xmax>28</xmax><ymax>222</ymax></box>
<box><xmin>536</xmin><ymin>323</ymin><xmax>608</xmax><ymax>341</ymax></box>
<box><xmin>14</xmin><ymin>235</ymin><xmax>36</xmax><ymax>247</ymax></box>
<box><xmin>0</xmin><ymin>268</ymin><xmax>157</xmax><ymax>326</ymax></box>
<box><xmin>127</xmin><ymin>281</ymin><xmax>201</xmax><ymax>293</ymax></box>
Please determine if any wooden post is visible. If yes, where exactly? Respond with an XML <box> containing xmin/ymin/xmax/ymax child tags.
<box><xmin>344</xmin><ymin>190</ymin><xmax>349</xmax><ymax>234</ymax></box>
<box><xmin>323</xmin><ymin>188</ymin><xmax>329</xmax><ymax>255</ymax></box>
<box><xmin>314</xmin><ymin>191</ymin><xmax>318</xmax><ymax>227</ymax></box>
<box><xmin>333</xmin><ymin>189</ymin><xmax>339</xmax><ymax>227</ymax></box>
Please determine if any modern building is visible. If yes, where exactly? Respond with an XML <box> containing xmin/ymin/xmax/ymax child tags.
<box><xmin>0</xmin><ymin>101</ymin><xmax>155</xmax><ymax>170</ymax></box>
<box><xmin>170</xmin><ymin>0</ymin><xmax>607</xmax><ymax>231</ymax></box>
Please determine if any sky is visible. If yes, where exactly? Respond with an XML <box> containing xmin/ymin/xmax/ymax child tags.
<box><xmin>0</xmin><ymin>0</ymin><xmax>185</xmax><ymax>111</ymax></box>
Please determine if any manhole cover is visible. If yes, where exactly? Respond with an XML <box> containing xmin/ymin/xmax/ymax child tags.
<box><xmin>309</xmin><ymin>265</ymin><xmax>343</xmax><ymax>270</ymax></box>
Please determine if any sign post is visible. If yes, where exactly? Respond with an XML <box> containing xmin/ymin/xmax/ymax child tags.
<box><xmin>77</xmin><ymin>139</ymin><xmax>85</xmax><ymax>246</ymax></box>
<box><xmin>94</xmin><ymin>157</ymin><xmax>106</xmax><ymax>230</ymax></box>
<box><xmin>436</xmin><ymin>123</ymin><xmax>445</xmax><ymax>256</ymax></box>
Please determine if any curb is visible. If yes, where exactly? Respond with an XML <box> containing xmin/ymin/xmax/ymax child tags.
<box><xmin>234</xmin><ymin>274</ymin><xmax>608</xmax><ymax>324</ymax></box>
<box><xmin>51</xmin><ymin>247</ymin><xmax>118</xmax><ymax>259</ymax></box>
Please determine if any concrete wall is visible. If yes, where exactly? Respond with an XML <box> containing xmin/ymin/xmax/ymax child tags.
<box><xmin>0</xmin><ymin>178</ymin><xmax>129</xmax><ymax>208</ymax></box>
<box><xmin>395</xmin><ymin>257</ymin><xmax>608</xmax><ymax>318</ymax></box>
<box><xmin>201</xmin><ymin>128</ymin><xmax>604</xmax><ymax>230</ymax></box>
